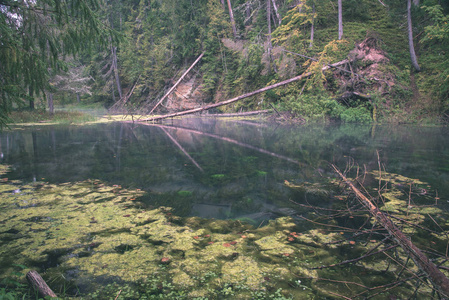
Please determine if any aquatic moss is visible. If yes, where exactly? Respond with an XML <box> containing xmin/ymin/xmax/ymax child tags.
<box><xmin>221</xmin><ymin>256</ymin><xmax>265</xmax><ymax>290</ymax></box>
<box><xmin>371</xmin><ymin>170</ymin><xmax>426</xmax><ymax>185</ymax></box>
<box><xmin>1</xmin><ymin>164</ymin><xmax>447</xmax><ymax>299</ymax></box>
<box><xmin>255</xmin><ymin>235</ymin><xmax>295</xmax><ymax>258</ymax></box>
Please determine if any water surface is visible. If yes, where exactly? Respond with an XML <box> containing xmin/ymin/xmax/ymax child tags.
<box><xmin>1</xmin><ymin>118</ymin><xmax>448</xmax><ymax>220</ymax></box>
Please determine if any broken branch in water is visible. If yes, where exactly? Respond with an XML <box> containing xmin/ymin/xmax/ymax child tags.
<box><xmin>332</xmin><ymin>164</ymin><xmax>449</xmax><ymax>298</ymax></box>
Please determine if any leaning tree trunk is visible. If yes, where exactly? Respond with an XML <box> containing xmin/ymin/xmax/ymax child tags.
<box><xmin>338</xmin><ymin>0</ymin><xmax>343</xmax><ymax>40</ymax></box>
<box><xmin>407</xmin><ymin>0</ymin><xmax>421</xmax><ymax>71</ymax></box>
<box><xmin>139</xmin><ymin>59</ymin><xmax>348</xmax><ymax>122</ymax></box>
<box><xmin>226</xmin><ymin>0</ymin><xmax>238</xmax><ymax>39</ymax></box>
<box><xmin>149</xmin><ymin>52</ymin><xmax>204</xmax><ymax>114</ymax></box>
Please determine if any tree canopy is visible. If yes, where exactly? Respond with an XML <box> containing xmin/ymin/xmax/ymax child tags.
<box><xmin>2</xmin><ymin>0</ymin><xmax>449</xmax><ymax>125</ymax></box>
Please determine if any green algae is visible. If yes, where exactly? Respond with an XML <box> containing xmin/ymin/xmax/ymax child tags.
<box><xmin>1</xmin><ymin>164</ymin><xmax>448</xmax><ymax>299</ymax></box>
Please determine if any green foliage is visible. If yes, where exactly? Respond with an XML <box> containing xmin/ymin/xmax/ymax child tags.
<box><xmin>283</xmin><ymin>92</ymin><xmax>373</xmax><ymax>123</ymax></box>
<box><xmin>3</xmin><ymin>0</ymin><xmax>449</xmax><ymax>123</ymax></box>
<box><xmin>283</xmin><ymin>93</ymin><xmax>332</xmax><ymax>121</ymax></box>
<box><xmin>272</xmin><ymin>2</ymin><xmax>314</xmax><ymax>51</ymax></box>
<box><xmin>422</xmin><ymin>5</ymin><xmax>449</xmax><ymax>44</ymax></box>
<box><xmin>338</xmin><ymin>106</ymin><xmax>372</xmax><ymax>123</ymax></box>
<box><xmin>420</xmin><ymin>4</ymin><xmax>449</xmax><ymax>113</ymax></box>
<box><xmin>0</xmin><ymin>0</ymin><xmax>116</xmax><ymax>128</ymax></box>
<box><xmin>0</xmin><ymin>265</ymin><xmax>28</xmax><ymax>300</ymax></box>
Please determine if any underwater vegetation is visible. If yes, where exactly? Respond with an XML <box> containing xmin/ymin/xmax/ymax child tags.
<box><xmin>0</xmin><ymin>164</ymin><xmax>448</xmax><ymax>299</ymax></box>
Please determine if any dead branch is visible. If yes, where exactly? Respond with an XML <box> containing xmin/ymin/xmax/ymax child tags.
<box><xmin>26</xmin><ymin>270</ymin><xmax>57</xmax><ymax>298</ymax></box>
<box><xmin>149</xmin><ymin>52</ymin><xmax>205</xmax><ymax>114</ymax></box>
<box><xmin>205</xmin><ymin>109</ymin><xmax>272</xmax><ymax>117</ymax></box>
<box><xmin>110</xmin><ymin>76</ymin><xmax>141</xmax><ymax>112</ymax></box>
<box><xmin>139</xmin><ymin>59</ymin><xmax>349</xmax><ymax>122</ymax></box>
<box><xmin>332</xmin><ymin>164</ymin><xmax>449</xmax><ymax>298</ymax></box>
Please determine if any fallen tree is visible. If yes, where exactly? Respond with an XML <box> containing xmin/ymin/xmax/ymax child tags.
<box><xmin>149</xmin><ymin>52</ymin><xmax>205</xmax><ymax>114</ymax></box>
<box><xmin>139</xmin><ymin>59</ymin><xmax>348</xmax><ymax>122</ymax></box>
<box><xmin>332</xmin><ymin>164</ymin><xmax>449</xmax><ymax>298</ymax></box>
<box><xmin>204</xmin><ymin>109</ymin><xmax>272</xmax><ymax>117</ymax></box>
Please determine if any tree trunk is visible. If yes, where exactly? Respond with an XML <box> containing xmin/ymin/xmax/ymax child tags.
<box><xmin>245</xmin><ymin>2</ymin><xmax>251</xmax><ymax>25</ymax></box>
<box><xmin>206</xmin><ymin>109</ymin><xmax>272</xmax><ymax>117</ymax></box>
<box><xmin>26</xmin><ymin>270</ymin><xmax>57</xmax><ymax>298</ymax></box>
<box><xmin>407</xmin><ymin>0</ymin><xmax>421</xmax><ymax>72</ymax></box>
<box><xmin>309</xmin><ymin>3</ymin><xmax>315</xmax><ymax>48</ymax></box>
<box><xmin>267</xmin><ymin>0</ymin><xmax>272</xmax><ymax>72</ymax></box>
<box><xmin>226</xmin><ymin>0</ymin><xmax>238</xmax><ymax>39</ymax></box>
<box><xmin>338</xmin><ymin>0</ymin><xmax>343</xmax><ymax>40</ymax></box>
<box><xmin>76</xmin><ymin>92</ymin><xmax>81</xmax><ymax>104</ymax></box>
<box><xmin>29</xmin><ymin>86</ymin><xmax>35</xmax><ymax>110</ymax></box>
<box><xmin>111</xmin><ymin>46</ymin><xmax>123</xmax><ymax>99</ymax></box>
<box><xmin>140</xmin><ymin>59</ymin><xmax>348</xmax><ymax>122</ymax></box>
<box><xmin>267</xmin><ymin>0</ymin><xmax>278</xmax><ymax>73</ymax></box>
<box><xmin>332</xmin><ymin>165</ymin><xmax>449</xmax><ymax>298</ymax></box>
<box><xmin>47</xmin><ymin>93</ymin><xmax>54</xmax><ymax>115</ymax></box>
<box><xmin>271</xmin><ymin>0</ymin><xmax>281</xmax><ymax>26</ymax></box>
<box><xmin>149</xmin><ymin>52</ymin><xmax>205</xmax><ymax>114</ymax></box>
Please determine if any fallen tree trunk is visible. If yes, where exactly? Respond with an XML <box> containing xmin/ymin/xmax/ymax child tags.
<box><xmin>332</xmin><ymin>165</ymin><xmax>449</xmax><ymax>298</ymax></box>
<box><xmin>140</xmin><ymin>59</ymin><xmax>348</xmax><ymax>122</ymax></box>
<box><xmin>26</xmin><ymin>270</ymin><xmax>57</xmax><ymax>298</ymax></box>
<box><xmin>149</xmin><ymin>52</ymin><xmax>205</xmax><ymax>114</ymax></box>
<box><xmin>206</xmin><ymin>109</ymin><xmax>272</xmax><ymax>117</ymax></box>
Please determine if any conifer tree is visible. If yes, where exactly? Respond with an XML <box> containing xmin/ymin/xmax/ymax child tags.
<box><xmin>0</xmin><ymin>0</ymin><xmax>115</xmax><ymax>128</ymax></box>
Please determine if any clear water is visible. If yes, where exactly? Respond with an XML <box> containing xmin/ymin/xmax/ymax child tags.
<box><xmin>1</xmin><ymin>118</ymin><xmax>449</xmax><ymax>298</ymax></box>
<box><xmin>1</xmin><ymin>118</ymin><xmax>448</xmax><ymax>219</ymax></box>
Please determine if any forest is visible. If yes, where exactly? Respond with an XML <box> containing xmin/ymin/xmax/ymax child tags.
<box><xmin>2</xmin><ymin>1</ymin><xmax>449</xmax><ymax>299</ymax></box>
<box><xmin>1</xmin><ymin>0</ymin><xmax>449</xmax><ymax>126</ymax></box>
